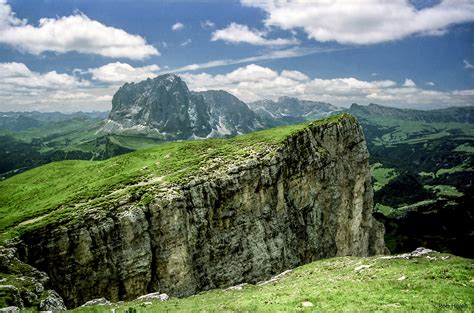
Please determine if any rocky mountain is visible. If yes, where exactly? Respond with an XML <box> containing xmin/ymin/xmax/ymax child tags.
<box><xmin>100</xmin><ymin>74</ymin><xmax>265</xmax><ymax>139</ymax></box>
<box><xmin>0</xmin><ymin>114</ymin><xmax>385</xmax><ymax>310</ymax></box>
<box><xmin>248</xmin><ymin>96</ymin><xmax>340</xmax><ymax>125</ymax></box>
<box><xmin>192</xmin><ymin>90</ymin><xmax>264</xmax><ymax>138</ymax></box>
<box><xmin>348</xmin><ymin>103</ymin><xmax>473</xmax><ymax>123</ymax></box>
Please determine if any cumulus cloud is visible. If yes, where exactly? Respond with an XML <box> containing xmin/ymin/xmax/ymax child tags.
<box><xmin>211</xmin><ymin>22</ymin><xmax>298</xmax><ymax>46</ymax></box>
<box><xmin>403</xmin><ymin>78</ymin><xmax>416</xmax><ymax>87</ymax></box>
<box><xmin>181</xmin><ymin>64</ymin><xmax>473</xmax><ymax>108</ymax></box>
<box><xmin>171</xmin><ymin>22</ymin><xmax>184</xmax><ymax>31</ymax></box>
<box><xmin>464</xmin><ymin>59</ymin><xmax>474</xmax><ymax>69</ymax></box>
<box><xmin>0</xmin><ymin>1</ymin><xmax>158</xmax><ymax>59</ymax></box>
<box><xmin>241</xmin><ymin>0</ymin><xmax>474</xmax><ymax>45</ymax></box>
<box><xmin>0</xmin><ymin>62</ymin><xmax>118</xmax><ymax>112</ymax></box>
<box><xmin>0</xmin><ymin>62</ymin><xmax>89</xmax><ymax>90</ymax></box>
<box><xmin>426</xmin><ymin>81</ymin><xmax>435</xmax><ymax>86</ymax></box>
<box><xmin>87</xmin><ymin>62</ymin><xmax>160</xmax><ymax>84</ymax></box>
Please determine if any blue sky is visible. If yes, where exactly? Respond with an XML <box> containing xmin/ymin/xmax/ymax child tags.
<box><xmin>0</xmin><ymin>0</ymin><xmax>473</xmax><ymax>111</ymax></box>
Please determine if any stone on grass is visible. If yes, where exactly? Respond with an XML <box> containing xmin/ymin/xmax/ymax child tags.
<box><xmin>0</xmin><ymin>307</ymin><xmax>19</xmax><ymax>313</ymax></box>
<box><xmin>39</xmin><ymin>290</ymin><xmax>67</xmax><ymax>311</ymax></box>
<box><xmin>80</xmin><ymin>298</ymin><xmax>111</xmax><ymax>307</ymax></box>
<box><xmin>302</xmin><ymin>301</ymin><xmax>314</xmax><ymax>308</ymax></box>
<box><xmin>136</xmin><ymin>292</ymin><xmax>169</xmax><ymax>301</ymax></box>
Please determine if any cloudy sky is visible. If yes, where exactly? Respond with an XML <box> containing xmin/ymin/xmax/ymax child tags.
<box><xmin>0</xmin><ymin>0</ymin><xmax>473</xmax><ymax>112</ymax></box>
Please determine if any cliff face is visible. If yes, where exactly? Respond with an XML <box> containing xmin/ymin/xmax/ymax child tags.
<box><xmin>13</xmin><ymin>115</ymin><xmax>385</xmax><ymax>308</ymax></box>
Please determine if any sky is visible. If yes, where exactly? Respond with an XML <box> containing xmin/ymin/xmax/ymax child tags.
<box><xmin>0</xmin><ymin>0</ymin><xmax>473</xmax><ymax>112</ymax></box>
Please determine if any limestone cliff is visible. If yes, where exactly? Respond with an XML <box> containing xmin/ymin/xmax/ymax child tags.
<box><xmin>8</xmin><ymin>115</ymin><xmax>385</xmax><ymax>308</ymax></box>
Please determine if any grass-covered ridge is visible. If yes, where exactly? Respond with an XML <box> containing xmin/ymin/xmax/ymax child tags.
<box><xmin>0</xmin><ymin>114</ymin><xmax>351</xmax><ymax>241</ymax></box>
<box><xmin>70</xmin><ymin>251</ymin><xmax>473</xmax><ymax>312</ymax></box>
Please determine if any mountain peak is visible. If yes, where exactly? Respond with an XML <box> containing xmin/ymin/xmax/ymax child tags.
<box><xmin>101</xmin><ymin>74</ymin><xmax>265</xmax><ymax>139</ymax></box>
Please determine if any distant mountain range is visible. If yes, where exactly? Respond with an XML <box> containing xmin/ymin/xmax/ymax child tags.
<box><xmin>347</xmin><ymin>103</ymin><xmax>473</xmax><ymax>123</ymax></box>
<box><xmin>0</xmin><ymin>111</ymin><xmax>107</xmax><ymax>132</ymax></box>
<box><xmin>248</xmin><ymin>96</ymin><xmax>340</xmax><ymax>125</ymax></box>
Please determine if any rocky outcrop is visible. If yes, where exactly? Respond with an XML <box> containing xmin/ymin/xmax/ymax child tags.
<box><xmin>11</xmin><ymin>115</ymin><xmax>385</xmax><ymax>308</ymax></box>
<box><xmin>0</xmin><ymin>246</ymin><xmax>66</xmax><ymax>311</ymax></box>
<box><xmin>101</xmin><ymin>74</ymin><xmax>265</xmax><ymax>139</ymax></box>
<box><xmin>192</xmin><ymin>90</ymin><xmax>264</xmax><ymax>137</ymax></box>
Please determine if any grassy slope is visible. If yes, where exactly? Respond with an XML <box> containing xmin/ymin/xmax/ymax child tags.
<box><xmin>366</xmin><ymin>117</ymin><xmax>474</xmax><ymax>146</ymax></box>
<box><xmin>370</xmin><ymin>162</ymin><xmax>398</xmax><ymax>191</ymax></box>
<box><xmin>0</xmin><ymin>114</ymin><xmax>349</xmax><ymax>242</ymax></box>
<box><xmin>70</xmin><ymin>252</ymin><xmax>474</xmax><ymax>312</ymax></box>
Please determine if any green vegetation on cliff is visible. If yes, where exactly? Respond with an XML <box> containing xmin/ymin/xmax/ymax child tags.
<box><xmin>0</xmin><ymin>114</ymin><xmax>351</xmax><ymax>242</ymax></box>
<box><xmin>71</xmin><ymin>251</ymin><xmax>473</xmax><ymax>312</ymax></box>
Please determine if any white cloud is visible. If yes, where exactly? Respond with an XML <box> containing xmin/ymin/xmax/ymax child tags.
<box><xmin>0</xmin><ymin>62</ymin><xmax>89</xmax><ymax>90</ymax></box>
<box><xmin>171</xmin><ymin>22</ymin><xmax>184</xmax><ymax>31</ymax></box>
<box><xmin>97</xmin><ymin>95</ymin><xmax>113</xmax><ymax>102</ymax></box>
<box><xmin>1</xmin><ymin>62</ymin><xmax>472</xmax><ymax>111</ymax></box>
<box><xmin>0</xmin><ymin>0</ymin><xmax>25</xmax><ymax>29</ymax></box>
<box><xmin>241</xmin><ymin>0</ymin><xmax>474</xmax><ymax>45</ymax></box>
<box><xmin>169</xmin><ymin>46</ymin><xmax>337</xmax><ymax>73</ymax></box>
<box><xmin>0</xmin><ymin>1</ymin><xmax>158</xmax><ymax>60</ymax></box>
<box><xmin>281</xmin><ymin>69</ymin><xmax>309</xmax><ymax>81</ymax></box>
<box><xmin>180</xmin><ymin>39</ymin><xmax>192</xmax><ymax>47</ymax></box>
<box><xmin>201</xmin><ymin>20</ymin><xmax>215</xmax><ymax>29</ymax></box>
<box><xmin>426</xmin><ymin>81</ymin><xmax>435</xmax><ymax>86</ymax></box>
<box><xmin>0</xmin><ymin>62</ymin><xmax>118</xmax><ymax>112</ymax></box>
<box><xmin>87</xmin><ymin>62</ymin><xmax>160</xmax><ymax>84</ymax></box>
<box><xmin>211</xmin><ymin>22</ymin><xmax>298</xmax><ymax>46</ymax></box>
<box><xmin>464</xmin><ymin>59</ymin><xmax>474</xmax><ymax>69</ymax></box>
<box><xmin>403</xmin><ymin>78</ymin><xmax>416</xmax><ymax>87</ymax></box>
<box><xmin>181</xmin><ymin>64</ymin><xmax>473</xmax><ymax>109</ymax></box>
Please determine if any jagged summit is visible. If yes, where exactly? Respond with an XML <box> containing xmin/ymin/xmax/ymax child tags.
<box><xmin>100</xmin><ymin>74</ymin><xmax>265</xmax><ymax>139</ymax></box>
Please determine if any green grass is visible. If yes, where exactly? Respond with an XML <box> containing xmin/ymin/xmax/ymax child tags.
<box><xmin>0</xmin><ymin>114</ymin><xmax>350</xmax><ymax>242</ymax></box>
<box><xmin>374</xmin><ymin>203</ymin><xmax>395</xmax><ymax>216</ymax></box>
<box><xmin>366</xmin><ymin>116</ymin><xmax>473</xmax><ymax>147</ymax></box>
<box><xmin>370</xmin><ymin>163</ymin><xmax>398</xmax><ymax>191</ymax></box>
<box><xmin>71</xmin><ymin>252</ymin><xmax>474</xmax><ymax>312</ymax></box>
<box><xmin>454</xmin><ymin>143</ymin><xmax>474</xmax><ymax>154</ymax></box>
<box><xmin>436</xmin><ymin>162</ymin><xmax>473</xmax><ymax>176</ymax></box>
<box><xmin>425</xmin><ymin>185</ymin><xmax>464</xmax><ymax>198</ymax></box>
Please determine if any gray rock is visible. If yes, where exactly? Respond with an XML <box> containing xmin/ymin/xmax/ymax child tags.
<box><xmin>137</xmin><ymin>292</ymin><xmax>169</xmax><ymax>301</ymax></box>
<box><xmin>225</xmin><ymin>283</ymin><xmax>248</xmax><ymax>291</ymax></box>
<box><xmin>39</xmin><ymin>290</ymin><xmax>66</xmax><ymax>311</ymax></box>
<box><xmin>380</xmin><ymin>247</ymin><xmax>436</xmax><ymax>260</ymax></box>
<box><xmin>257</xmin><ymin>270</ymin><xmax>292</xmax><ymax>285</ymax></box>
<box><xmin>0</xmin><ymin>306</ymin><xmax>19</xmax><ymax>313</ymax></box>
<box><xmin>80</xmin><ymin>298</ymin><xmax>111</xmax><ymax>307</ymax></box>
